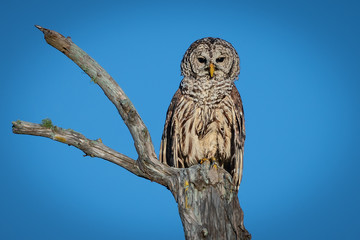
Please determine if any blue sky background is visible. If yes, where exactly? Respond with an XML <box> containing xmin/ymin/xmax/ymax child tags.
<box><xmin>1</xmin><ymin>0</ymin><xmax>359</xmax><ymax>239</ymax></box>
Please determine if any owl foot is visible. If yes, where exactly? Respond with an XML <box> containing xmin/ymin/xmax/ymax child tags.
<box><xmin>200</xmin><ymin>157</ymin><xmax>219</xmax><ymax>169</ymax></box>
<box><xmin>209</xmin><ymin>157</ymin><xmax>219</xmax><ymax>170</ymax></box>
<box><xmin>200</xmin><ymin>158</ymin><xmax>210</xmax><ymax>164</ymax></box>
<box><xmin>212</xmin><ymin>162</ymin><xmax>218</xmax><ymax>170</ymax></box>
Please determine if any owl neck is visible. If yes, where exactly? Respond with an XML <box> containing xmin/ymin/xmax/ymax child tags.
<box><xmin>180</xmin><ymin>76</ymin><xmax>234</xmax><ymax>105</ymax></box>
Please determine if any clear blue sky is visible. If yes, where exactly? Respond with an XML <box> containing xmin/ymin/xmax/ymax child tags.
<box><xmin>1</xmin><ymin>0</ymin><xmax>359</xmax><ymax>239</ymax></box>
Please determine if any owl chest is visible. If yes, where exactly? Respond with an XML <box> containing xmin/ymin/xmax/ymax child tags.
<box><xmin>176</xmin><ymin>98</ymin><xmax>234</xmax><ymax>161</ymax></box>
<box><xmin>193</xmin><ymin>107</ymin><xmax>230</xmax><ymax>139</ymax></box>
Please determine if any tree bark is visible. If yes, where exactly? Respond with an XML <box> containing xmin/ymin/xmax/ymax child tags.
<box><xmin>169</xmin><ymin>161</ymin><xmax>251</xmax><ymax>240</ymax></box>
<box><xmin>12</xmin><ymin>26</ymin><xmax>251</xmax><ymax>239</ymax></box>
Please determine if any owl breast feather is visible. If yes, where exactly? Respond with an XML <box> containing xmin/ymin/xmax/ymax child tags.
<box><xmin>175</xmin><ymin>94</ymin><xmax>235</xmax><ymax>168</ymax></box>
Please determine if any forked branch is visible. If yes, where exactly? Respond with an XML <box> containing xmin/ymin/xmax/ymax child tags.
<box><xmin>12</xmin><ymin>26</ymin><xmax>176</xmax><ymax>187</ymax></box>
<box><xmin>12</xmin><ymin>26</ymin><xmax>251</xmax><ymax>239</ymax></box>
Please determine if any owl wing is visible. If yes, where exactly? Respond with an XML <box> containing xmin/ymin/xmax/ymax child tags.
<box><xmin>159</xmin><ymin>88</ymin><xmax>182</xmax><ymax>167</ymax></box>
<box><xmin>230</xmin><ymin>85</ymin><xmax>246</xmax><ymax>191</ymax></box>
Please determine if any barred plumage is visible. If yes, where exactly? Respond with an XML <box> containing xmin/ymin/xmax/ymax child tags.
<box><xmin>160</xmin><ymin>37</ymin><xmax>245</xmax><ymax>190</ymax></box>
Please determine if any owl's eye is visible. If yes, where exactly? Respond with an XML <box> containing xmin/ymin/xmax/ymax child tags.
<box><xmin>216</xmin><ymin>57</ymin><xmax>225</xmax><ymax>63</ymax></box>
<box><xmin>197</xmin><ymin>57</ymin><xmax>206</xmax><ymax>64</ymax></box>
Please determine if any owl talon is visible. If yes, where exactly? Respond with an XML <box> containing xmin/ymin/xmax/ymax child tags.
<box><xmin>212</xmin><ymin>162</ymin><xmax>218</xmax><ymax>170</ymax></box>
<box><xmin>200</xmin><ymin>158</ymin><xmax>209</xmax><ymax>164</ymax></box>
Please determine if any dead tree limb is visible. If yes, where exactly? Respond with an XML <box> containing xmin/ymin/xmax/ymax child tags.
<box><xmin>12</xmin><ymin>120</ymin><xmax>145</xmax><ymax>178</ymax></box>
<box><xmin>12</xmin><ymin>26</ymin><xmax>251</xmax><ymax>240</ymax></box>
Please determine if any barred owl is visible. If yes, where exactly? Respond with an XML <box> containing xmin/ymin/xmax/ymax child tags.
<box><xmin>159</xmin><ymin>37</ymin><xmax>245</xmax><ymax>190</ymax></box>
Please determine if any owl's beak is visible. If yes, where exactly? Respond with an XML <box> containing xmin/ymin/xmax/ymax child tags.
<box><xmin>209</xmin><ymin>63</ymin><xmax>215</xmax><ymax>78</ymax></box>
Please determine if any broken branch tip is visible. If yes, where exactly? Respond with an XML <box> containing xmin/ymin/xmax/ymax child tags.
<box><xmin>34</xmin><ymin>25</ymin><xmax>45</xmax><ymax>32</ymax></box>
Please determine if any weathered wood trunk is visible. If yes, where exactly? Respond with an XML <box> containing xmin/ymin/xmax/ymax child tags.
<box><xmin>169</xmin><ymin>162</ymin><xmax>251</xmax><ymax>240</ymax></box>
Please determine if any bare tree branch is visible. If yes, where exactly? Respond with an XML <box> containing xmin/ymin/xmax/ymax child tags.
<box><xmin>12</xmin><ymin>26</ymin><xmax>251</xmax><ymax>239</ymax></box>
<box><xmin>32</xmin><ymin>25</ymin><xmax>176</xmax><ymax>186</ymax></box>
<box><xmin>12</xmin><ymin>120</ymin><xmax>147</xmax><ymax>178</ymax></box>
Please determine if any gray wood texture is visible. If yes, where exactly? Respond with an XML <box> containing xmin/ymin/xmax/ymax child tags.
<box><xmin>12</xmin><ymin>26</ymin><xmax>251</xmax><ymax>239</ymax></box>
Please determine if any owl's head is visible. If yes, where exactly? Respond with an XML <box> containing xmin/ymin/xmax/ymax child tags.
<box><xmin>181</xmin><ymin>37</ymin><xmax>240</xmax><ymax>81</ymax></box>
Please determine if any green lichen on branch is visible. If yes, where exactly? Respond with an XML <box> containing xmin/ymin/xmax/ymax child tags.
<box><xmin>142</xmin><ymin>128</ymin><xmax>149</xmax><ymax>140</ymax></box>
<box><xmin>81</xmin><ymin>66</ymin><xmax>98</xmax><ymax>84</ymax></box>
<box><xmin>40</xmin><ymin>118</ymin><xmax>53</xmax><ymax>128</ymax></box>
<box><xmin>90</xmin><ymin>76</ymin><xmax>98</xmax><ymax>84</ymax></box>
<box><xmin>11</xmin><ymin>120</ymin><xmax>23</xmax><ymax>132</ymax></box>
<box><xmin>67</xmin><ymin>128</ymin><xmax>80</xmax><ymax>134</ymax></box>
